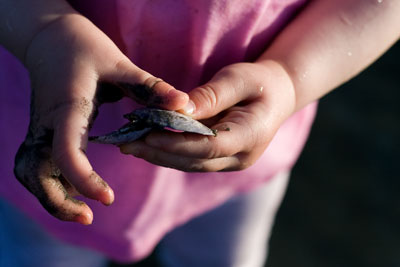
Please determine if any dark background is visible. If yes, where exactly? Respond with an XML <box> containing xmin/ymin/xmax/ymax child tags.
<box><xmin>121</xmin><ymin>41</ymin><xmax>400</xmax><ymax>267</ymax></box>
<box><xmin>267</xmin><ymin>40</ymin><xmax>400</xmax><ymax>267</ymax></box>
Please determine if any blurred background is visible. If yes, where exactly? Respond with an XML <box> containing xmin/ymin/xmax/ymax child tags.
<box><xmin>267</xmin><ymin>40</ymin><xmax>400</xmax><ymax>267</ymax></box>
<box><xmin>125</xmin><ymin>41</ymin><xmax>400</xmax><ymax>267</ymax></box>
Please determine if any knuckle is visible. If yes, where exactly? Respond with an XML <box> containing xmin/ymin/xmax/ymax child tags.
<box><xmin>194</xmin><ymin>84</ymin><xmax>220</xmax><ymax>112</ymax></box>
<box><xmin>143</xmin><ymin>75</ymin><xmax>163</xmax><ymax>89</ymax></box>
<box><xmin>112</xmin><ymin>59</ymin><xmax>144</xmax><ymax>85</ymax></box>
<box><xmin>204</xmin><ymin>139</ymin><xmax>230</xmax><ymax>159</ymax></box>
<box><xmin>204</xmin><ymin>140</ymin><xmax>221</xmax><ymax>159</ymax></box>
<box><xmin>114</xmin><ymin>59</ymin><xmax>136</xmax><ymax>76</ymax></box>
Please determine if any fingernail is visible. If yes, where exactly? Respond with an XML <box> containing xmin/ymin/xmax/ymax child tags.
<box><xmin>181</xmin><ymin>100</ymin><xmax>195</xmax><ymax>115</ymax></box>
<box><xmin>103</xmin><ymin>187</ymin><xmax>114</xmax><ymax>206</ymax></box>
<box><xmin>75</xmin><ymin>212</ymin><xmax>93</xmax><ymax>225</ymax></box>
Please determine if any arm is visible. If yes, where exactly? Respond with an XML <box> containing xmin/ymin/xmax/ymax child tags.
<box><xmin>0</xmin><ymin>0</ymin><xmax>74</xmax><ymax>62</ymax></box>
<box><xmin>260</xmin><ymin>0</ymin><xmax>400</xmax><ymax>111</ymax></box>
<box><xmin>121</xmin><ymin>0</ymin><xmax>400</xmax><ymax>171</ymax></box>
<box><xmin>0</xmin><ymin>0</ymin><xmax>188</xmax><ymax>224</ymax></box>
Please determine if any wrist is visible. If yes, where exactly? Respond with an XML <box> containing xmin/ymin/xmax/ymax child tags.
<box><xmin>0</xmin><ymin>0</ymin><xmax>77</xmax><ymax>64</ymax></box>
<box><xmin>255</xmin><ymin>59</ymin><xmax>297</xmax><ymax>119</ymax></box>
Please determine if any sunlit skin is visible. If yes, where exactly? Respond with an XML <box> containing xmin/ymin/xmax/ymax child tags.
<box><xmin>0</xmin><ymin>0</ymin><xmax>399</xmax><ymax>224</ymax></box>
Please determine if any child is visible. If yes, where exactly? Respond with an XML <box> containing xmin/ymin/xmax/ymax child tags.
<box><xmin>0</xmin><ymin>0</ymin><xmax>399</xmax><ymax>266</ymax></box>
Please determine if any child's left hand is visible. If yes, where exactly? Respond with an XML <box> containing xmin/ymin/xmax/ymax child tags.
<box><xmin>120</xmin><ymin>60</ymin><xmax>296</xmax><ymax>171</ymax></box>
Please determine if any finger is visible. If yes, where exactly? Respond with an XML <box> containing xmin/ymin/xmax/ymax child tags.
<box><xmin>103</xmin><ymin>60</ymin><xmax>189</xmax><ymax>110</ymax></box>
<box><xmin>180</xmin><ymin>63</ymin><xmax>266</xmax><ymax>119</ymax></box>
<box><xmin>14</xmin><ymin>143</ymin><xmax>93</xmax><ymax>225</ymax></box>
<box><xmin>59</xmin><ymin>174</ymin><xmax>81</xmax><ymax>197</ymax></box>
<box><xmin>139</xmin><ymin>123</ymin><xmax>242</xmax><ymax>159</ymax></box>
<box><xmin>52</xmin><ymin>102</ymin><xmax>114</xmax><ymax>206</ymax></box>
<box><xmin>141</xmin><ymin>103</ymin><xmax>270</xmax><ymax>159</ymax></box>
<box><xmin>120</xmin><ymin>141</ymin><xmax>242</xmax><ymax>172</ymax></box>
<box><xmin>39</xmin><ymin>175</ymin><xmax>93</xmax><ymax>225</ymax></box>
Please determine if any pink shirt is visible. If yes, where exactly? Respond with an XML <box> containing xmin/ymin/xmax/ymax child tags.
<box><xmin>0</xmin><ymin>0</ymin><xmax>315</xmax><ymax>262</ymax></box>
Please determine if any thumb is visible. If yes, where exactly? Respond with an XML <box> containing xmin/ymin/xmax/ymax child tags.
<box><xmin>180</xmin><ymin>63</ymin><xmax>265</xmax><ymax>119</ymax></box>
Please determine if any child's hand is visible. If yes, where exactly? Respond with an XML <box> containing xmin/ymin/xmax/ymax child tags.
<box><xmin>13</xmin><ymin>14</ymin><xmax>188</xmax><ymax>224</ymax></box>
<box><xmin>120</xmin><ymin>61</ymin><xmax>296</xmax><ymax>172</ymax></box>
<box><xmin>120</xmin><ymin>0</ymin><xmax>400</xmax><ymax>173</ymax></box>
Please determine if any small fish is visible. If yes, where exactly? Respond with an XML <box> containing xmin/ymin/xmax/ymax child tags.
<box><xmin>89</xmin><ymin>108</ymin><xmax>216</xmax><ymax>145</ymax></box>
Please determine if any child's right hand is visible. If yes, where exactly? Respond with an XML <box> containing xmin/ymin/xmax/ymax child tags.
<box><xmin>13</xmin><ymin>14</ymin><xmax>188</xmax><ymax>225</ymax></box>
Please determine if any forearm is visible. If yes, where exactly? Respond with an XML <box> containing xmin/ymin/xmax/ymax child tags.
<box><xmin>0</xmin><ymin>0</ymin><xmax>76</xmax><ymax>63</ymax></box>
<box><xmin>259</xmin><ymin>0</ymin><xmax>400</xmax><ymax>111</ymax></box>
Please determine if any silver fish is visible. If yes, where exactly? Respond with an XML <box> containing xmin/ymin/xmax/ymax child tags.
<box><xmin>89</xmin><ymin>108</ymin><xmax>216</xmax><ymax>145</ymax></box>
